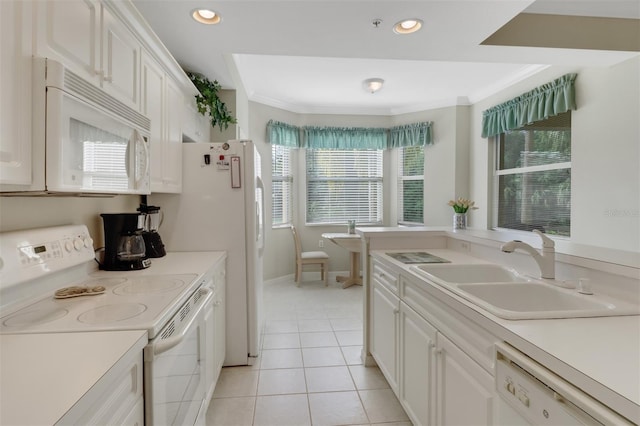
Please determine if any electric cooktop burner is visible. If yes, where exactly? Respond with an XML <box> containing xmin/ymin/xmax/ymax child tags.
<box><xmin>77</xmin><ymin>303</ymin><xmax>148</xmax><ymax>324</ymax></box>
<box><xmin>3</xmin><ymin>307</ymin><xmax>69</xmax><ymax>327</ymax></box>
<box><xmin>113</xmin><ymin>277</ymin><xmax>186</xmax><ymax>295</ymax></box>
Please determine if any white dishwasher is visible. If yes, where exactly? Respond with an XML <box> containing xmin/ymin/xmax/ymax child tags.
<box><xmin>495</xmin><ymin>343</ymin><xmax>634</xmax><ymax>425</ymax></box>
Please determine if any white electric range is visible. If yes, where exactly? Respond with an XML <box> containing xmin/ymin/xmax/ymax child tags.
<box><xmin>0</xmin><ymin>225</ymin><xmax>219</xmax><ymax>426</ymax></box>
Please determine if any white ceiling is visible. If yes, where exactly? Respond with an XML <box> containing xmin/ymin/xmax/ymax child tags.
<box><xmin>132</xmin><ymin>0</ymin><xmax>639</xmax><ymax>115</ymax></box>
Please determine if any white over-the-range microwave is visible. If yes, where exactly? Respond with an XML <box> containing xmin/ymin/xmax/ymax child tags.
<box><xmin>2</xmin><ymin>57</ymin><xmax>151</xmax><ymax>195</ymax></box>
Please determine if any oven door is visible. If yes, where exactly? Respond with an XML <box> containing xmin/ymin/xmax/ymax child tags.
<box><xmin>144</xmin><ymin>286</ymin><xmax>213</xmax><ymax>426</ymax></box>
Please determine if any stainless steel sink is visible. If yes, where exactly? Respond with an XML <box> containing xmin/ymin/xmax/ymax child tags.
<box><xmin>409</xmin><ymin>264</ymin><xmax>640</xmax><ymax>320</ymax></box>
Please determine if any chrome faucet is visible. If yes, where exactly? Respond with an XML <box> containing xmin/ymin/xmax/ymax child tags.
<box><xmin>500</xmin><ymin>230</ymin><xmax>555</xmax><ymax>279</ymax></box>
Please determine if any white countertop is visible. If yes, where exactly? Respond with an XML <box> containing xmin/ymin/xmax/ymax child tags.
<box><xmin>106</xmin><ymin>251</ymin><xmax>227</xmax><ymax>278</ymax></box>
<box><xmin>372</xmin><ymin>248</ymin><xmax>640</xmax><ymax>423</ymax></box>
<box><xmin>0</xmin><ymin>330</ymin><xmax>147</xmax><ymax>426</ymax></box>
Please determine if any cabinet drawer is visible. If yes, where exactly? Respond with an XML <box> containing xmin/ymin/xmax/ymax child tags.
<box><xmin>401</xmin><ymin>274</ymin><xmax>498</xmax><ymax>374</ymax></box>
<box><xmin>372</xmin><ymin>259</ymin><xmax>399</xmax><ymax>295</ymax></box>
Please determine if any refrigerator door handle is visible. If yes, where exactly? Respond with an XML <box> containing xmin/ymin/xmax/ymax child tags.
<box><xmin>256</xmin><ymin>176</ymin><xmax>265</xmax><ymax>256</ymax></box>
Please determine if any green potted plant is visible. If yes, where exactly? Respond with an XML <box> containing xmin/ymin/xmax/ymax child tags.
<box><xmin>187</xmin><ymin>72</ymin><xmax>237</xmax><ymax>131</ymax></box>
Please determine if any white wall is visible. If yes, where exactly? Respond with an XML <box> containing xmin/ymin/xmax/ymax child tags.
<box><xmin>0</xmin><ymin>195</ymin><xmax>140</xmax><ymax>247</ymax></box>
<box><xmin>469</xmin><ymin>57</ymin><xmax>640</xmax><ymax>253</ymax></box>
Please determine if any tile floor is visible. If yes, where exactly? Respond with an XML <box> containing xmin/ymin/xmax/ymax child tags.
<box><xmin>205</xmin><ymin>277</ymin><xmax>411</xmax><ymax>426</ymax></box>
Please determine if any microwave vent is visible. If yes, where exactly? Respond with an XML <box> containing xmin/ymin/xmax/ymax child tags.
<box><xmin>61</xmin><ymin>67</ymin><xmax>150</xmax><ymax>132</ymax></box>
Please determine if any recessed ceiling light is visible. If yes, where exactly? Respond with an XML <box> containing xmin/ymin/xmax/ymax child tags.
<box><xmin>192</xmin><ymin>9</ymin><xmax>221</xmax><ymax>25</ymax></box>
<box><xmin>393</xmin><ymin>18</ymin><xmax>423</xmax><ymax>34</ymax></box>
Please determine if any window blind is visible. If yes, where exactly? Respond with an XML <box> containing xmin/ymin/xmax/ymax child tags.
<box><xmin>271</xmin><ymin>145</ymin><xmax>293</xmax><ymax>226</ymax></box>
<box><xmin>306</xmin><ymin>149</ymin><xmax>383</xmax><ymax>224</ymax></box>
<box><xmin>397</xmin><ymin>146</ymin><xmax>424</xmax><ymax>224</ymax></box>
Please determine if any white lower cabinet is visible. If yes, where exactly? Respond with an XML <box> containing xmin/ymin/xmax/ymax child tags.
<box><xmin>212</xmin><ymin>265</ymin><xmax>226</xmax><ymax>383</ymax></box>
<box><xmin>399</xmin><ymin>301</ymin><xmax>437</xmax><ymax>426</ymax></box>
<box><xmin>436</xmin><ymin>333</ymin><xmax>495</xmax><ymax>426</ymax></box>
<box><xmin>371</xmin><ymin>274</ymin><xmax>400</xmax><ymax>393</ymax></box>
<box><xmin>57</xmin><ymin>335</ymin><xmax>146</xmax><ymax>425</ymax></box>
<box><xmin>370</xmin><ymin>258</ymin><xmax>497</xmax><ymax>426</ymax></box>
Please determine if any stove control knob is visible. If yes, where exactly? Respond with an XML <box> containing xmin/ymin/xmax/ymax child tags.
<box><xmin>64</xmin><ymin>240</ymin><xmax>74</xmax><ymax>252</ymax></box>
<box><xmin>83</xmin><ymin>237</ymin><xmax>93</xmax><ymax>249</ymax></box>
<box><xmin>73</xmin><ymin>238</ymin><xmax>84</xmax><ymax>251</ymax></box>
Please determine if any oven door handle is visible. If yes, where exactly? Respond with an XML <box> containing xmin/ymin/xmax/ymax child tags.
<box><xmin>150</xmin><ymin>288</ymin><xmax>213</xmax><ymax>357</ymax></box>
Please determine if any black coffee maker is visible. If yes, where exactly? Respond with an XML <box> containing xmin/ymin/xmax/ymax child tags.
<box><xmin>100</xmin><ymin>213</ymin><xmax>151</xmax><ymax>270</ymax></box>
<box><xmin>137</xmin><ymin>204</ymin><xmax>166</xmax><ymax>258</ymax></box>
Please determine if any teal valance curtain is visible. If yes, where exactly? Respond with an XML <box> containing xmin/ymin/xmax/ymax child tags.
<box><xmin>389</xmin><ymin>122</ymin><xmax>433</xmax><ymax>148</ymax></box>
<box><xmin>481</xmin><ymin>73</ymin><xmax>577</xmax><ymax>138</ymax></box>
<box><xmin>267</xmin><ymin>120</ymin><xmax>434</xmax><ymax>149</ymax></box>
<box><xmin>302</xmin><ymin>126</ymin><xmax>388</xmax><ymax>149</ymax></box>
<box><xmin>267</xmin><ymin>120</ymin><xmax>300</xmax><ymax>147</ymax></box>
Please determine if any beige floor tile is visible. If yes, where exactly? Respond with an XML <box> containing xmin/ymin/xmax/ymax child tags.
<box><xmin>341</xmin><ymin>346</ymin><xmax>364</xmax><ymax>365</ymax></box>
<box><xmin>330</xmin><ymin>317</ymin><xmax>363</xmax><ymax>331</ymax></box>
<box><xmin>253</xmin><ymin>394</ymin><xmax>311</xmax><ymax>426</ymax></box>
<box><xmin>335</xmin><ymin>330</ymin><xmax>364</xmax><ymax>346</ymax></box>
<box><xmin>359</xmin><ymin>389</ymin><xmax>410</xmax><ymax>423</ymax></box>
<box><xmin>262</xmin><ymin>333</ymin><xmax>300</xmax><ymax>350</ymax></box>
<box><xmin>260</xmin><ymin>348</ymin><xmax>303</xmax><ymax>369</ymax></box>
<box><xmin>348</xmin><ymin>365</ymin><xmax>391</xmax><ymax>390</ymax></box>
<box><xmin>302</xmin><ymin>347</ymin><xmax>346</xmax><ymax>367</ymax></box>
<box><xmin>299</xmin><ymin>331</ymin><xmax>339</xmax><ymax>348</ymax></box>
<box><xmin>296</xmin><ymin>308</ymin><xmax>328</xmax><ymax>320</ymax></box>
<box><xmin>305</xmin><ymin>366</ymin><xmax>355</xmax><ymax>392</ymax></box>
<box><xmin>308</xmin><ymin>391</ymin><xmax>369</xmax><ymax>425</ymax></box>
<box><xmin>205</xmin><ymin>396</ymin><xmax>255</xmax><ymax>426</ymax></box>
<box><xmin>298</xmin><ymin>319</ymin><xmax>333</xmax><ymax>332</ymax></box>
<box><xmin>373</xmin><ymin>422</ymin><xmax>413</xmax><ymax>426</ymax></box>
<box><xmin>264</xmin><ymin>319</ymin><xmax>299</xmax><ymax>334</ymax></box>
<box><xmin>212</xmin><ymin>367</ymin><xmax>259</xmax><ymax>398</ymax></box>
<box><xmin>257</xmin><ymin>368</ymin><xmax>307</xmax><ymax>395</ymax></box>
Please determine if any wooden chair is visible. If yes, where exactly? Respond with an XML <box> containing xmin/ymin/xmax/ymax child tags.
<box><xmin>290</xmin><ymin>225</ymin><xmax>329</xmax><ymax>286</ymax></box>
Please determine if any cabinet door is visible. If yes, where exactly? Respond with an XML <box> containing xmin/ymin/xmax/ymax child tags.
<box><xmin>35</xmin><ymin>0</ymin><xmax>100</xmax><ymax>84</ymax></box>
<box><xmin>0</xmin><ymin>0</ymin><xmax>35</xmax><ymax>188</ymax></box>
<box><xmin>160</xmin><ymin>78</ymin><xmax>183</xmax><ymax>192</ymax></box>
<box><xmin>436</xmin><ymin>333</ymin><xmax>495</xmax><ymax>426</ymax></box>
<box><xmin>101</xmin><ymin>4</ymin><xmax>140</xmax><ymax>110</ymax></box>
<box><xmin>141</xmin><ymin>52</ymin><xmax>165</xmax><ymax>190</ymax></box>
<box><xmin>213</xmin><ymin>266</ymin><xmax>226</xmax><ymax>380</ymax></box>
<box><xmin>399</xmin><ymin>302</ymin><xmax>437</xmax><ymax>426</ymax></box>
<box><xmin>371</xmin><ymin>280</ymin><xmax>399</xmax><ymax>393</ymax></box>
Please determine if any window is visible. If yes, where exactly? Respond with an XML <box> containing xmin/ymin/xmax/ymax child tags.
<box><xmin>494</xmin><ymin>111</ymin><xmax>571</xmax><ymax>236</ymax></box>
<box><xmin>397</xmin><ymin>146</ymin><xmax>424</xmax><ymax>224</ymax></box>
<box><xmin>306</xmin><ymin>149</ymin><xmax>383</xmax><ymax>224</ymax></box>
<box><xmin>271</xmin><ymin>145</ymin><xmax>293</xmax><ymax>227</ymax></box>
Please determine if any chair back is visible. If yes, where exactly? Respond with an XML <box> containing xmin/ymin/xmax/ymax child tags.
<box><xmin>290</xmin><ymin>225</ymin><xmax>302</xmax><ymax>260</ymax></box>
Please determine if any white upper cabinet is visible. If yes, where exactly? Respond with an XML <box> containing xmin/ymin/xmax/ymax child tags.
<box><xmin>162</xmin><ymin>78</ymin><xmax>183</xmax><ymax>192</ymax></box>
<box><xmin>141</xmin><ymin>50</ymin><xmax>182</xmax><ymax>193</ymax></box>
<box><xmin>101</xmin><ymin>4</ymin><xmax>140</xmax><ymax>110</ymax></box>
<box><xmin>34</xmin><ymin>0</ymin><xmax>141</xmax><ymax>110</ymax></box>
<box><xmin>0</xmin><ymin>0</ymin><xmax>36</xmax><ymax>188</ymax></box>
<box><xmin>182</xmin><ymin>93</ymin><xmax>211</xmax><ymax>143</ymax></box>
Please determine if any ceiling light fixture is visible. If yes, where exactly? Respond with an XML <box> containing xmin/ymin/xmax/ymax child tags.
<box><xmin>363</xmin><ymin>78</ymin><xmax>384</xmax><ymax>94</ymax></box>
<box><xmin>192</xmin><ymin>9</ymin><xmax>221</xmax><ymax>25</ymax></box>
<box><xmin>393</xmin><ymin>18</ymin><xmax>423</xmax><ymax>34</ymax></box>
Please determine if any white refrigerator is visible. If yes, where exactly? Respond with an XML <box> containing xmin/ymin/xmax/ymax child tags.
<box><xmin>151</xmin><ymin>140</ymin><xmax>264</xmax><ymax>366</ymax></box>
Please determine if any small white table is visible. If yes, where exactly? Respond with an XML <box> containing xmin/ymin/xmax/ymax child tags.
<box><xmin>321</xmin><ymin>233</ymin><xmax>363</xmax><ymax>288</ymax></box>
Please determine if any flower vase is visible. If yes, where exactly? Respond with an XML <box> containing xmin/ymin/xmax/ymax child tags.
<box><xmin>453</xmin><ymin>212</ymin><xmax>467</xmax><ymax>230</ymax></box>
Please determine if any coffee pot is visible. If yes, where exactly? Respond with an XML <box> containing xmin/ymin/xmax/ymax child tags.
<box><xmin>100</xmin><ymin>213</ymin><xmax>151</xmax><ymax>270</ymax></box>
<box><xmin>137</xmin><ymin>204</ymin><xmax>166</xmax><ymax>258</ymax></box>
